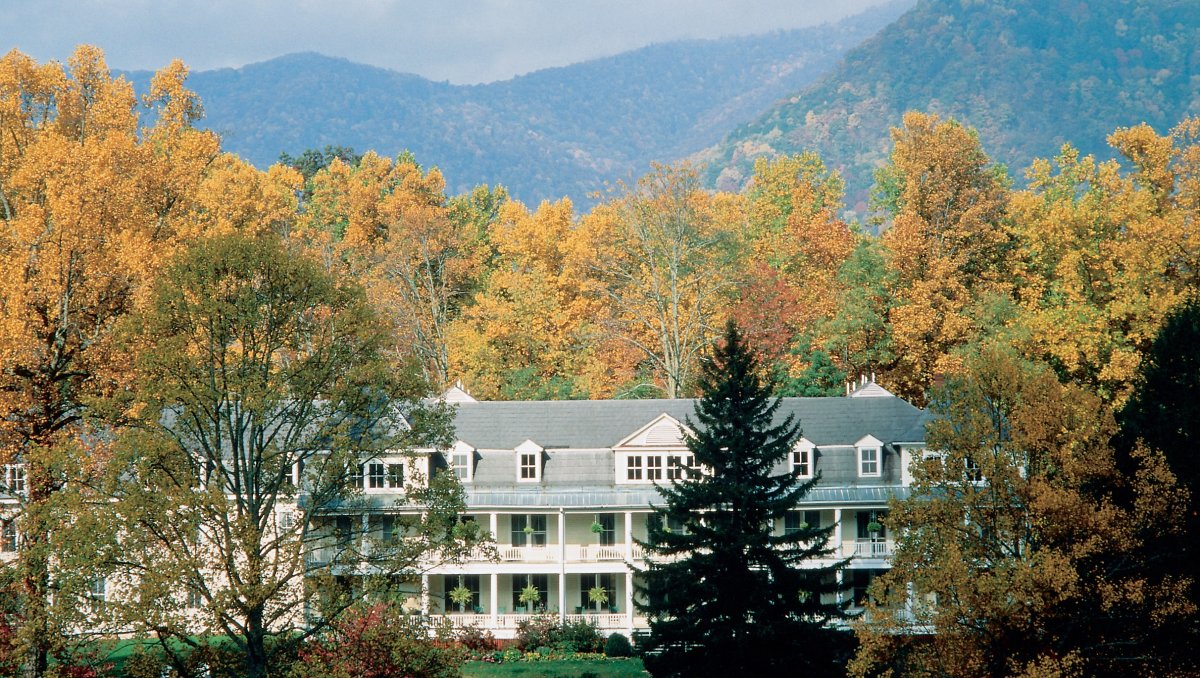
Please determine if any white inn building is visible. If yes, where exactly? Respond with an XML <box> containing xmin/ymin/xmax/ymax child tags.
<box><xmin>0</xmin><ymin>380</ymin><xmax>931</xmax><ymax>640</ymax></box>
<box><xmin>332</xmin><ymin>381</ymin><xmax>931</xmax><ymax>639</ymax></box>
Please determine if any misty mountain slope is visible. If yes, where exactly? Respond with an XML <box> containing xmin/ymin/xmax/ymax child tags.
<box><xmin>699</xmin><ymin>0</ymin><xmax>1200</xmax><ymax>214</ymax></box>
<box><xmin>122</xmin><ymin>1</ymin><xmax>912</xmax><ymax>205</ymax></box>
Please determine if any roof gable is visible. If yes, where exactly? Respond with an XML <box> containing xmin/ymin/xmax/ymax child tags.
<box><xmin>613</xmin><ymin>413</ymin><xmax>692</xmax><ymax>449</ymax></box>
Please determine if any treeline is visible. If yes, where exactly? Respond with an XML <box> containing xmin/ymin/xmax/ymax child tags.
<box><xmin>2</xmin><ymin>46</ymin><xmax>1200</xmax><ymax>676</ymax></box>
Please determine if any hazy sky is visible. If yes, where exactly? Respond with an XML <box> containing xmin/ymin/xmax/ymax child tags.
<box><xmin>4</xmin><ymin>0</ymin><xmax>890</xmax><ymax>83</ymax></box>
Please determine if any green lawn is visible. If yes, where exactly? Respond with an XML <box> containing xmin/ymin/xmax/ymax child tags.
<box><xmin>462</xmin><ymin>658</ymin><xmax>648</xmax><ymax>678</ymax></box>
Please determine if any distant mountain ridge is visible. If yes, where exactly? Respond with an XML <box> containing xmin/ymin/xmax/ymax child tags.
<box><xmin>700</xmin><ymin>0</ymin><xmax>1200</xmax><ymax>215</ymax></box>
<box><xmin>120</xmin><ymin>1</ymin><xmax>913</xmax><ymax>206</ymax></box>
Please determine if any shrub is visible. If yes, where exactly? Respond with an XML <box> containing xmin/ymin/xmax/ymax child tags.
<box><xmin>558</xmin><ymin>619</ymin><xmax>603</xmax><ymax>653</ymax></box>
<box><xmin>456</xmin><ymin>624</ymin><xmax>498</xmax><ymax>659</ymax></box>
<box><xmin>514</xmin><ymin>615</ymin><xmax>602</xmax><ymax>653</ymax></box>
<box><xmin>514</xmin><ymin>614</ymin><xmax>560</xmax><ymax>651</ymax></box>
<box><xmin>604</xmin><ymin>632</ymin><xmax>633</xmax><ymax>658</ymax></box>
<box><xmin>290</xmin><ymin>602</ymin><xmax>465</xmax><ymax>678</ymax></box>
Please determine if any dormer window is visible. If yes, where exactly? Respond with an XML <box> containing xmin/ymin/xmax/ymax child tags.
<box><xmin>856</xmin><ymin>435</ymin><xmax>884</xmax><ymax>478</ymax></box>
<box><xmin>515</xmin><ymin>440</ymin><xmax>543</xmax><ymax>482</ymax></box>
<box><xmin>448</xmin><ymin>442</ymin><xmax>474</xmax><ymax>483</ymax></box>
<box><xmin>791</xmin><ymin>439</ymin><xmax>814</xmax><ymax>478</ymax></box>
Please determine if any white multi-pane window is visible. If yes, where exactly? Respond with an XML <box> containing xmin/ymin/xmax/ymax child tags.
<box><xmin>791</xmin><ymin>441</ymin><xmax>814</xmax><ymax>478</ymax></box>
<box><xmin>964</xmin><ymin>456</ymin><xmax>983</xmax><ymax>483</ymax></box>
<box><xmin>666</xmin><ymin>454</ymin><xmax>695</xmax><ymax>480</ymax></box>
<box><xmin>350</xmin><ymin>463</ymin><xmax>364</xmax><ymax>490</ymax></box>
<box><xmin>1</xmin><ymin>520</ymin><xmax>16</xmax><ymax>552</ymax></box>
<box><xmin>451</xmin><ymin>451</ymin><xmax>472</xmax><ymax>482</ymax></box>
<box><xmin>519</xmin><ymin>453</ymin><xmax>539</xmax><ymax>481</ymax></box>
<box><xmin>515</xmin><ymin>440</ymin><xmax>543</xmax><ymax>482</ymax></box>
<box><xmin>622</xmin><ymin>453</ymin><xmax>695</xmax><ymax>484</ymax></box>
<box><xmin>368</xmin><ymin>462</ymin><xmax>386</xmax><ymax>489</ymax></box>
<box><xmin>859</xmin><ymin>447</ymin><xmax>880</xmax><ymax>476</ymax></box>
<box><xmin>627</xmin><ymin>456</ymin><xmax>644</xmax><ymax>481</ymax></box>
<box><xmin>646</xmin><ymin>455</ymin><xmax>663</xmax><ymax>481</ymax></box>
<box><xmin>4</xmin><ymin>464</ymin><xmax>26</xmax><ymax>494</ymax></box>
<box><xmin>87</xmin><ymin>577</ymin><xmax>107</xmax><ymax>603</ymax></box>
<box><xmin>387</xmin><ymin>463</ymin><xmax>405</xmax><ymax>489</ymax></box>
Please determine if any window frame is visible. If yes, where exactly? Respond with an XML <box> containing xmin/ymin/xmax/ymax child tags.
<box><xmin>515</xmin><ymin>440</ymin><xmax>544</xmax><ymax>483</ymax></box>
<box><xmin>856</xmin><ymin>436</ymin><xmax>884</xmax><ymax>478</ymax></box>
<box><xmin>791</xmin><ymin>440</ymin><xmax>815</xmax><ymax>478</ymax></box>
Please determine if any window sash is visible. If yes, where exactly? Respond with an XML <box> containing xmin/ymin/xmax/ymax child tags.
<box><xmin>860</xmin><ymin>448</ymin><xmax>879</xmax><ymax>476</ymax></box>
<box><xmin>626</xmin><ymin>456</ymin><xmax>643</xmax><ymax>480</ymax></box>
<box><xmin>511</xmin><ymin>514</ymin><xmax>547</xmax><ymax>546</ymax></box>
<box><xmin>387</xmin><ymin>463</ymin><xmax>405</xmax><ymax>489</ymax></box>
<box><xmin>519</xmin><ymin>453</ymin><xmax>539</xmax><ymax>480</ymax></box>
<box><xmin>792</xmin><ymin>448</ymin><xmax>811</xmax><ymax>476</ymax></box>
<box><xmin>646</xmin><ymin>455</ymin><xmax>663</xmax><ymax>480</ymax></box>
<box><xmin>368</xmin><ymin>463</ymin><xmax>386</xmax><ymax>489</ymax></box>
<box><xmin>452</xmin><ymin>452</ymin><xmax>472</xmax><ymax>481</ymax></box>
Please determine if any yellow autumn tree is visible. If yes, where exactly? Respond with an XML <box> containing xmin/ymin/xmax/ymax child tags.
<box><xmin>1009</xmin><ymin>121</ymin><xmax>1200</xmax><ymax>401</ymax></box>
<box><xmin>447</xmin><ymin>198</ymin><xmax>604</xmax><ymax>399</ymax></box>
<box><xmin>0</xmin><ymin>46</ymin><xmax>218</xmax><ymax>676</ymax></box>
<box><xmin>735</xmin><ymin>153</ymin><xmax>857</xmax><ymax>383</ymax></box>
<box><xmin>877</xmin><ymin>111</ymin><xmax>1013</xmax><ymax>402</ymax></box>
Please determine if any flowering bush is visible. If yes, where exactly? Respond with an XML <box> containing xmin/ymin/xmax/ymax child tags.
<box><xmin>289</xmin><ymin>602</ymin><xmax>465</xmax><ymax>678</ymax></box>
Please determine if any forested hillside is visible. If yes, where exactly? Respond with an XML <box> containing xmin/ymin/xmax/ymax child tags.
<box><xmin>702</xmin><ymin>0</ymin><xmax>1200</xmax><ymax>215</ymax></box>
<box><xmin>119</xmin><ymin>1</ymin><xmax>910</xmax><ymax>206</ymax></box>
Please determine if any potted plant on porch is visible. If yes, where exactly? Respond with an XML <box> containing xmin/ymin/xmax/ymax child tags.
<box><xmin>518</xmin><ymin>582</ymin><xmax>541</xmax><ymax>613</ymax></box>
<box><xmin>587</xmin><ymin>585</ymin><xmax>609</xmax><ymax>612</ymax></box>
<box><xmin>449</xmin><ymin>578</ymin><xmax>473</xmax><ymax>613</ymax></box>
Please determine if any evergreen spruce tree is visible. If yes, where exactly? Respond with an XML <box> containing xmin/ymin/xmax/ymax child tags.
<box><xmin>634</xmin><ymin>321</ymin><xmax>850</xmax><ymax>677</ymax></box>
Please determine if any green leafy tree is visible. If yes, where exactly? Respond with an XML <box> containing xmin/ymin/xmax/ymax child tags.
<box><xmin>635</xmin><ymin>321</ymin><xmax>850</xmax><ymax>677</ymax></box>
<box><xmin>98</xmin><ymin>232</ymin><xmax>486</xmax><ymax>678</ymax></box>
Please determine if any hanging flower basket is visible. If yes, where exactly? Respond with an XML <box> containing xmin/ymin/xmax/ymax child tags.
<box><xmin>866</xmin><ymin>521</ymin><xmax>883</xmax><ymax>535</ymax></box>
<box><xmin>590</xmin><ymin>521</ymin><xmax>605</xmax><ymax>534</ymax></box>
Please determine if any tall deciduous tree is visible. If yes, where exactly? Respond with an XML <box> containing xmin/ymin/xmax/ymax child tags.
<box><xmin>99</xmin><ymin>232</ymin><xmax>484</xmax><ymax>678</ymax></box>
<box><xmin>850</xmin><ymin>348</ymin><xmax>1191</xmax><ymax>677</ymax></box>
<box><xmin>877</xmin><ymin>112</ymin><xmax>1012</xmax><ymax>401</ymax></box>
<box><xmin>635</xmin><ymin>322</ymin><xmax>850</xmax><ymax>677</ymax></box>
<box><xmin>0</xmin><ymin>46</ymin><xmax>217</xmax><ymax>678</ymax></box>
<box><xmin>584</xmin><ymin>164</ymin><xmax>736</xmax><ymax>398</ymax></box>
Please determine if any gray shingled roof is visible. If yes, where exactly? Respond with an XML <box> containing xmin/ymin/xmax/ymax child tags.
<box><xmin>450</xmin><ymin>397</ymin><xmax>929</xmax><ymax>450</ymax></box>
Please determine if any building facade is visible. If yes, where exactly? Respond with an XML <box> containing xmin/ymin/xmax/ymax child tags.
<box><xmin>343</xmin><ymin>382</ymin><xmax>930</xmax><ymax>639</ymax></box>
<box><xmin>0</xmin><ymin>382</ymin><xmax>930</xmax><ymax>640</ymax></box>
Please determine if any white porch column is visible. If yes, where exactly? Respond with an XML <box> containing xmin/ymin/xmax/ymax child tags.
<box><xmin>625</xmin><ymin>571</ymin><xmax>635</xmax><ymax>634</ymax></box>
<box><xmin>361</xmin><ymin>514</ymin><xmax>370</xmax><ymax>558</ymax></box>
<box><xmin>558</xmin><ymin>572</ymin><xmax>567</xmax><ymax>623</ymax></box>
<box><xmin>833</xmin><ymin>508</ymin><xmax>843</xmax><ymax>558</ymax></box>
<box><xmin>559</xmin><ymin>508</ymin><xmax>567</xmax><ymax>623</ymax></box>
<box><xmin>420</xmin><ymin>574</ymin><xmax>430</xmax><ymax>615</ymax></box>
<box><xmin>624</xmin><ymin>511</ymin><xmax>633</xmax><ymax>560</ymax></box>
<box><xmin>489</xmin><ymin>512</ymin><xmax>499</xmax><ymax>539</ymax></box>
<box><xmin>489</xmin><ymin>572</ymin><xmax>499</xmax><ymax>626</ymax></box>
<box><xmin>558</xmin><ymin>508</ymin><xmax>566</xmax><ymax>562</ymax></box>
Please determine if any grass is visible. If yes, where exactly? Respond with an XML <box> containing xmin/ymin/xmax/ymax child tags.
<box><xmin>462</xmin><ymin>658</ymin><xmax>649</xmax><ymax>678</ymax></box>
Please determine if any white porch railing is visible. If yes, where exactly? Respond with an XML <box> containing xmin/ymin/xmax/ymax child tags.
<box><xmin>565</xmin><ymin>544</ymin><xmax>627</xmax><ymax>562</ymax></box>
<box><xmin>562</xmin><ymin>613</ymin><xmax>628</xmax><ymax>628</ymax></box>
<box><xmin>851</xmin><ymin>538</ymin><xmax>892</xmax><ymax>558</ymax></box>
<box><xmin>497</xmin><ymin>545</ymin><xmax>555</xmax><ymax>562</ymax></box>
